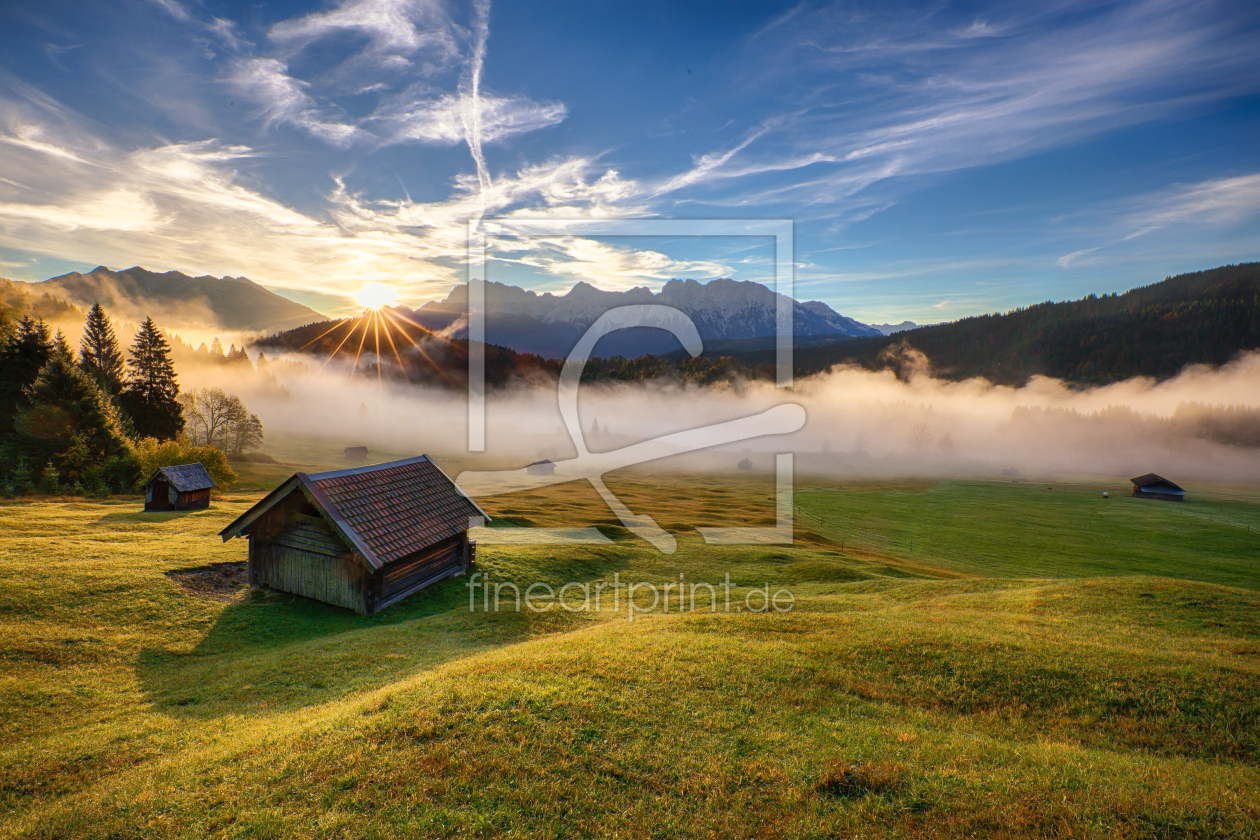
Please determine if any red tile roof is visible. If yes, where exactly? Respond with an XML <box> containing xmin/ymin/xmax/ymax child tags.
<box><xmin>305</xmin><ymin>457</ymin><xmax>484</xmax><ymax>566</ymax></box>
<box><xmin>219</xmin><ymin>456</ymin><xmax>488</xmax><ymax>569</ymax></box>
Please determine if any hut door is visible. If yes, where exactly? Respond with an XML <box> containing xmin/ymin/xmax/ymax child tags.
<box><xmin>151</xmin><ymin>480</ymin><xmax>171</xmax><ymax>511</ymax></box>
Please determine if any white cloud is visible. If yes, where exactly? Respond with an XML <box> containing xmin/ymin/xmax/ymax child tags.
<box><xmin>1123</xmin><ymin>173</ymin><xmax>1260</xmax><ymax>239</ymax></box>
<box><xmin>1057</xmin><ymin>247</ymin><xmax>1099</xmax><ymax>268</ymax></box>
<box><xmin>492</xmin><ymin>237</ymin><xmax>732</xmax><ymax>291</ymax></box>
<box><xmin>372</xmin><ymin>91</ymin><xmax>566</xmax><ymax>147</ymax></box>
<box><xmin>269</xmin><ymin>0</ymin><xmax>460</xmax><ymax>71</ymax></box>
<box><xmin>659</xmin><ymin>0</ymin><xmax>1260</xmax><ymax>213</ymax></box>
<box><xmin>147</xmin><ymin>0</ymin><xmax>192</xmax><ymax>23</ymax></box>
<box><xmin>0</xmin><ymin>188</ymin><xmax>160</xmax><ymax>232</ymax></box>
<box><xmin>228</xmin><ymin>58</ymin><xmax>363</xmax><ymax>147</ymax></box>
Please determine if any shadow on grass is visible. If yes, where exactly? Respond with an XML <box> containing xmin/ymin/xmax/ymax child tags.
<box><xmin>97</xmin><ymin>509</ymin><xmax>197</xmax><ymax>523</ymax></box>
<box><xmin>135</xmin><ymin>575</ymin><xmax>562</xmax><ymax>719</ymax></box>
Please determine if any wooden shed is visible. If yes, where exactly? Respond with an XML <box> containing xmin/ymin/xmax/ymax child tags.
<box><xmin>218</xmin><ymin>456</ymin><xmax>489</xmax><ymax>614</ymax></box>
<box><xmin>1130</xmin><ymin>473</ymin><xmax>1185</xmax><ymax>502</ymax></box>
<box><xmin>144</xmin><ymin>463</ymin><xmax>215</xmax><ymax>511</ymax></box>
<box><xmin>344</xmin><ymin>446</ymin><xmax>369</xmax><ymax>462</ymax></box>
<box><xmin>737</xmin><ymin>458</ymin><xmax>753</xmax><ymax>471</ymax></box>
<box><xmin>526</xmin><ymin>459</ymin><xmax>555</xmax><ymax>476</ymax></box>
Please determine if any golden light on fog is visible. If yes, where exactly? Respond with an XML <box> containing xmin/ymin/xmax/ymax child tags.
<box><xmin>354</xmin><ymin>282</ymin><xmax>399</xmax><ymax>309</ymax></box>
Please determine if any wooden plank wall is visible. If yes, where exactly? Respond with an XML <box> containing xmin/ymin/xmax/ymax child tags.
<box><xmin>245</xmin><ymin>496</ymin><xmax>369</xmax><ymax>613</ymax></box>
<box><xmin>376</xmin><ymin>534</ymin><xmax>466</xmax><ymax>611</ymax></box>
<box><xmin>259</xmin><ymin>543</ymin><xmax>366</xmax><ymax>612</ymax></box>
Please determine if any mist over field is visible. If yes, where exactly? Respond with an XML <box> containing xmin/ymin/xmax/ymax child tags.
<box><xmin>237</xmin><ymin>348</ymin><xmax>1260</xmax><ymax>485</ymax></box>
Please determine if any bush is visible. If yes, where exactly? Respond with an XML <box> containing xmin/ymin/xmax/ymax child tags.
<box><xmin>132</xmin><ymin>436</ymin><xmax>236</xmax><ymax>491</ymax></box>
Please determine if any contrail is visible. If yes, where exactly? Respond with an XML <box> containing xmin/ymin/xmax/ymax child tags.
<box><xmin>462</xmin><ymin>0</ymin><xmax>492</xmax><ymax>217</ymax></box>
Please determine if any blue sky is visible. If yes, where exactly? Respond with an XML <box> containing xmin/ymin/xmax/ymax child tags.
<box><xmin>0</xmin><ymin>0</ymin><xmax>1257</xmax><ymax>323</ymax></box>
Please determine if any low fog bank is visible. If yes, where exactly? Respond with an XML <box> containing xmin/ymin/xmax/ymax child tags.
<box><xmin>231</xmin><ymin>350</ymin><xmax>1260</xmax><ymax>487</ymax></box>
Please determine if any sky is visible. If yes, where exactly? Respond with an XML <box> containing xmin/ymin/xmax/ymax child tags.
<box><xmin>0</xmin><ymin>0</ymin><xmax>1258</xmax><ymax>323</ymax></box>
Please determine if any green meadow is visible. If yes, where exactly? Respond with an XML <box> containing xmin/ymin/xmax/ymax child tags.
<box><xmin>1</xmin><ymin>462</ymin><xmax>1258</xmax><ymax>839</ymax></box>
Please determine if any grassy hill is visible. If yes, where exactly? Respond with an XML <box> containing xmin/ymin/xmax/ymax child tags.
<box><xmin>770</xmin><ymin>262</ymin><xmax>1260</xmax><ymax>385</ymax></box>
<box><xmin>2</xmin><ymin>470</ymin><xmax>1258</xmax><ymax>838</ymax></box>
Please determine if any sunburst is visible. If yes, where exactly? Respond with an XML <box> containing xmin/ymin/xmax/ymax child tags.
<box><xmin>291</xmin><ymin>299</ymin><xmax>463</xmax><ymax>395</ymax></box>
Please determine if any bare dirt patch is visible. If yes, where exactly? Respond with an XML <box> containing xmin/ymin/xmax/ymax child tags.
<box><xmin>165</xmin><ymin>562</ymin><xmax>248</xmax><ymax>602</ymax></box>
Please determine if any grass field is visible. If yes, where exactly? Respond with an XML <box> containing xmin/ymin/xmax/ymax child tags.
<box><xmin>1</xmin><ymin>461</ymin><xmax>1258</xmax><ymax>838</ymax></box>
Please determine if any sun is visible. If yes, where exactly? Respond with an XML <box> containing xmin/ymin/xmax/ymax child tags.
<box><xmin>354</xmin><ymin>281</ymin><xmax>399</xmax><ymax>309</ymax></box>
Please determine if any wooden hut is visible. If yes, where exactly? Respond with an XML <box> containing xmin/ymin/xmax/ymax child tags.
<box><xmin>144</xmin><ymin>463</ymin><xmax>215</xmax><ymax>511</ymax></box>
<box><xmin>526</xmin><ymin>459</ymin><xmax>555</xmax><ymax>476</ymax></box>
<box><xmin>344</xmin><ymin>446</ymin><xmax>369</xmax><ymax>462</ymax></box>
<box><xmin>1130</xmin><ymin>473</ymin><xmax>1185</xmax><ymax>502</ymax></box>
<box><xmin>218</xmin><ymin>456</ymin><xmax>489</xmax><ymax>614</ymax></box>
<box><xmin>737</xmin><ymin>458</ymin><xmax>753</xmax><ymax>471</ymax></box>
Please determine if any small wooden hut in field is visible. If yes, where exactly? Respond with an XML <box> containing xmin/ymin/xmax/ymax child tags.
<box><xmin>526</xmin><ymin>459</ymin><xmax>555</xmax><ymax>476</ymax></box>
<box><xmin>1130</xmin><ymin>473</ymin><xmax>1185</xmax><ymax>502</ymax></box>
<box><xmin>218</xmin><ymin>456</ymin><xmax>488</xmax><ymax>614</ymax></box>
<box><xmin>344</xmin><ymin>446</ymin><xmax>369</xmax><ymax>462</ymax></box>
<box><xmin>737</xmin><ymin>458</ymin><xmax>753</xmax><ymax>471</ymax></box>
<box><xmin>144</xmin><ymin>463</ymin><xmax>215</xmax><ymax>511</ymax></box>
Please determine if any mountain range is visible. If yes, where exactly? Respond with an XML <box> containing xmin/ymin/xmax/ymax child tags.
<box><xmin>395</xmin><ymin>277</ymin><xmax>880</xmax><ymax>358</ymax></box>
<box><xmin>873</xmin><ymin>321</ymin><xmax>926</xmax><ymax>335</ymax></box>
<box><xmin>24</xmin><ymin>266</ymin><xmax>325</xmax><ymax>334</ymax></box>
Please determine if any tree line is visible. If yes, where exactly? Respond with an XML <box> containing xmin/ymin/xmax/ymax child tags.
<box><xmin>774</xmin><ymin>262</ymin><xmax>1260</xmax><ymax>385</ymax></box>
<box><xmin>0</xmin><ymin>304</ymin><xmax>263</xmax><ymax>496</ymax></box>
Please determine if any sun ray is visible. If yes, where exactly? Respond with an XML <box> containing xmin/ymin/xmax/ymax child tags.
<box><xmin>295</xmin><ymin>313</ymin><xmax>367</xmax><ymax>397</ymax></box>
<box><xmin>348</xmin><ymin>307</ymin><xmax>372</xmax><ymax>380</ymax></box>
<box><xmin>383</xmin><ymin>306</ymin><xmax>458</xmax><ymax>350</ymax></box>
<box><xmin>373</xmin><ymin>306</ymin><xmax>383</xmax><ymax>403</ymax></box>
<box><xmin>295</xmin><ymin>317</ymin><xmax>356</xmax><ymax>354</ymax></box>
<box><xmin>381</xmin><ymin>307</ymin><xmax>459</xmax><ymax>388</ymax></box>
<box><xmin>379</xmin><ymin>308</ymin><xmax>411</xmax><ymax>384</ymax></box>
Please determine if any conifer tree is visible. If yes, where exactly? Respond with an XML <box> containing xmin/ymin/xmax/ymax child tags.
<box><xmin>79</xmin><ymin>302</ymin><xmax>125</xmax><ymax>394</ymax></box>
<box><xmin>120</xmin><ymin>317</ymin><xmax>184</xmax><ymax>440</ymax></box>
<box><xmin>20</xmin><ymin>353</ymin><xmax>137</xmax><ymax>489</ymax></box>
<box><xmin>52</xmin><ymin>328</ymin><xmax>73</xmax><ymax>359</ymax></box>
<box><xmin>0</xmin><ymin>316</ymin><xmax>53</xmax><ymax>434</ymax></box>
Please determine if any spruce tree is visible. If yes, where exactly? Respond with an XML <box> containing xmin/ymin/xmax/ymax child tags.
<box><xmin>79</xmin><ymin>302</ymin><xmax>125</xmax><ymax>395</ymax></box>
<box><xmin>20</xmin><ymin>353</ymin><xmax>137</xmax><ymax>488</ymax></box>
<box><xmin>120</xmin><ymin>317</ymin><xmax>184</xmax><ymax>440</ymax></box>
<box><xmin>0</xmin><ymin>316</ymin><xmax>53</xmax><ymax>434</ymax></box>
<box><xmin>52</xmin><ymin>328</ymin><xmax>73</xmax><ymax>360</ymax></box>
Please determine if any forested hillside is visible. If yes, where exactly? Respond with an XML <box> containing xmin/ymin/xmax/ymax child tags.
<box><xmin>255</xmin><ymin>263</ymin><xmax>1259</xmax><ymax>389</ymax></box>
<box><xmin>254</xmin><ymin>314</ymin><xmax>561</xmax><ymax>388</ymax></box>
<box><xmin>779</xmin><ymin>263</ymin><xmax>1260</xmax><ymax>385</ymax></box>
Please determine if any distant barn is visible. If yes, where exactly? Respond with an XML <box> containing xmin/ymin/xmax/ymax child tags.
<box><xmin>526</xmin><ymin>459</ymin><xmax>555</xmax><ymax>476</ymax></box>
<box><xmin>144</xmin><ymin>463</ymin><xmax>215</xmax><ymax>511</ymax></box>
<box><xmin>1130</xmin><ymin>473</ymin><xmax>1185</xmax><ymax>502</ymax></box>
<box><xmin>737</xmin><ymin>458</ymin><xmax>753</xmax><ymax>471</ymax></box>
<box><xmin>344</xmin><ymin>446</ymin><xmax>369</xmax><ymax>462</ymax></box>
<box><xmin>219</xmin><ymin>456</ymin><xmax>488</xmax><ymax>614</ymax></box>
